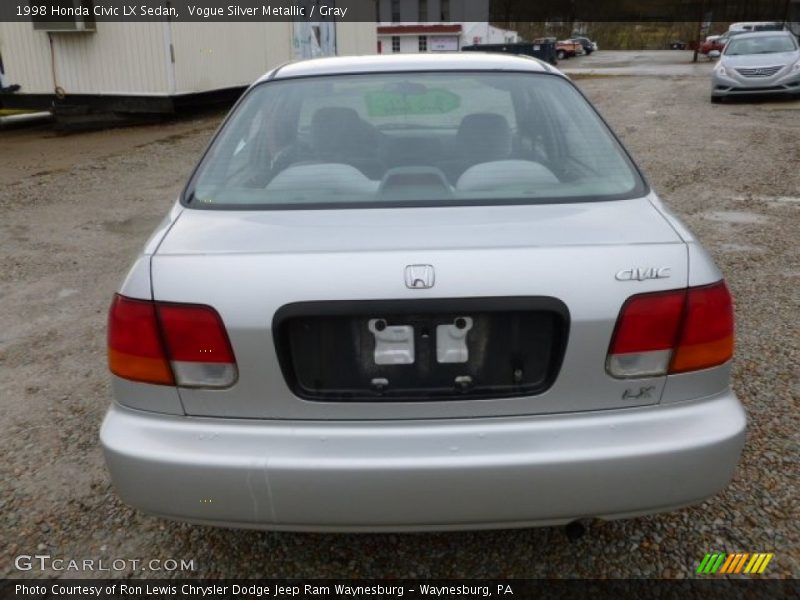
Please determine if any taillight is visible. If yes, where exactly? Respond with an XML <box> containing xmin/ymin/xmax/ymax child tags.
<box><xmin>108</xmin><ymin>296</ymin><xmax>174</xmax><ymax>385</ymax></box>
<box><xmin>156</xmin><ymin>303</ymin><xmax>237</xmax><ymax>387</ymax></box>
<box><xmin>606</xmin><ymin>289</ymin><xmax>685</xmax><ymax>377</ymax></box>
<box><xmin>607</xmin><ymin>281</ymin><xmax>733</xmax><ymax>378</ymax></box>
<box><xmin>108</xmin><ymin>294</ymin><xmax>237</xmax><ymax>388</ymax></box>
<box><xmin>670</xmin><ymin>282</ymin><xmax>734</xmax><ymax>373</ymax></box>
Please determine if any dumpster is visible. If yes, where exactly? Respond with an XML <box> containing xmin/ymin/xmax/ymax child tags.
<box><xmin>462</xmin><ymin>39</ymin><xmax>558</xmax><ymax>66</ymax></box>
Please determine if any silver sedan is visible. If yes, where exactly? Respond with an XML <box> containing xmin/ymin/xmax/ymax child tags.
<box><xmin>711</xmin><ymin>31</ymin><xmax>800</xmax><ymax>102</ymax></box>
<box><xmin>101</xmin><ymin>53</ymin><xmax>745</xmax><ymax>532</ymax></box>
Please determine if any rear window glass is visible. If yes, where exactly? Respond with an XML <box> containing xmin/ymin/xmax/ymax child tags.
<box><xmin>187</xmin><ymin>72</ymin><xmax>646</xmax><ymax>209</ymax></box>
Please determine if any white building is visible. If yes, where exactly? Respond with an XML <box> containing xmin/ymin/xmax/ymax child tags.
<box><xmin>0</xmin><ymin>18</ymin><xmax>375</xmax><ymax>114</ymax></box>
<box><xmin>376</xmin><ymin>0</ymin><xmax>518</xmax><ymax>54</ymax></box>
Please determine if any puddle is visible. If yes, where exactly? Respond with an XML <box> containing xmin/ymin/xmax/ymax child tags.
<box><xmin>731</xmin><ymin>195</ymin><xmax>800</xmax><ymax>206</ymax></box>
<box><xmin>716</xmin><ymin>243</ymin><xmax>763</xmax><ymax>253</ymax></box>
<box><xmin>703</xmin><ymin>211</ymin><xmax>770</xmax><ymax>225</ymax></box>
<box><xmin>101</xmin><ymin>215</ymin><xmax>160</xmax><ymax>235</ymax></box>
<box><xmin>759</xmin><ymin>101</ymin><xmax>800</xmax><ymax>111</ymax></box>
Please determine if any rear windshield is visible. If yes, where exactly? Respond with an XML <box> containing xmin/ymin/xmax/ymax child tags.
<box><xmin>186</xmin><ymin>72</ymin><xmax>646</xmax><ymax>209</ymax></box>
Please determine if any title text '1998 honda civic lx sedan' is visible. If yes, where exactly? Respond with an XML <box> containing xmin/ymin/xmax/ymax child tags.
<box><xmin>101</xmin><ymin>54</ymin><xmax>745</xmax><ymax>532</ymax></box>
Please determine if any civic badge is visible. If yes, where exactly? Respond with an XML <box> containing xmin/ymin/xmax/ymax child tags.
<box><xmin>405</xmin><ymin>265</ymin><xmax>435</xmax><ymax>289</ymax></box>
<box><xmin>615</xmin><ymin>267</ymin><xmax>671</xmax><ymax>281</ymax></box>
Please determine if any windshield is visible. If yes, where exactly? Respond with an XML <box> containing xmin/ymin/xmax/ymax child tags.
<box><xmin>725</xmin><ymin>35</ymin><xmax>797</xmax><ymax>55</ymax></box>
<box><xmin>187</xmin><ymin>72</ymin><xmax>646</xmax><ymax>209</ymax></box>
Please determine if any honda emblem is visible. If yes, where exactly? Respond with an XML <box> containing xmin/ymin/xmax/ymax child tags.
<box><xmin>405</xmin><ymin>265</ymin><xmax>435</xmax><ymax>289</ymax></box>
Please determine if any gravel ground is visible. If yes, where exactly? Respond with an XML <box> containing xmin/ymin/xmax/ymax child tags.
<box><xmin>1</xmin><ymin>53</ymin><xmax>798</xmax><ymax>579</ymax></box>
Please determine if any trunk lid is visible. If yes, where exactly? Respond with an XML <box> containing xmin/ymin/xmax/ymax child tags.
<box><xmin>152</xmin><ymin>196</ymin><xmax>687</xmax><ymax>419</ymax></box>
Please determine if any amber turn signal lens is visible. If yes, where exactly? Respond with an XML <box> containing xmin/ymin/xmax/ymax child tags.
<box><xmin>670</xmin><ymin>281</ymin><xmax>734</xmax><ymax>373</ymax></box>
<box><xmin>108</xmin><ymin>295</ymin><xmax>175</xmax><ymax>385</ymax></box>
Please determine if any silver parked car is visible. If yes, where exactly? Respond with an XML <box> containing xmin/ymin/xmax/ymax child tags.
<box><xmin>711</xmin><ymin>31</ymin><xmax>800</xmax><ymax>102</ymax></box>
<box><xmin>101</xmin><ymin>54</ymin><xmax>745</xmax><ymax>532</ymax></box>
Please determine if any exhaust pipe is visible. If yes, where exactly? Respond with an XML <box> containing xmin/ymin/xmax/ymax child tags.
<box><xmin>565</xmin><ymin>520</ymin><xmax>586</xmax><ymax>541</ymax></box>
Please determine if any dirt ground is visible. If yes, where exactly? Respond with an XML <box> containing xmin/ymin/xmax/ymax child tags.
<box><xmin>1</xmin><ymin>51</ymin><xmax>798</xmax><ymax>579</ymax></box>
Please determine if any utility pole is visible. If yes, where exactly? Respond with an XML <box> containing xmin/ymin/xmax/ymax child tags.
<box><xmin>693</xmin><ymin>0</ymin><xmax>707</xmax><ymax>63</ymax></box>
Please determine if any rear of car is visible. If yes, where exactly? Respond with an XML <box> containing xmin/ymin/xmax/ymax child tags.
<box><xmin>101</xmin><ymin>54</ymin><xmax>745</xmax><ymax>531</ymax></box>
<box><xmin>555</xmin><ymin>41</ymin><xmax>580</xmax><ymax>60</ymax></box>
<box><xmin>701</xmin><ymin>30</ymin><xmax>747</xmax><ymax>56</ymax></box>
<box><xmin>573</xmin><ymin>37</ymin><xmax>595</xmax><ymax>54</ymax></box>
<box><xmin>712</xmin><ymin>31</ymin><xmax>800</xmax><ymax>101</ymax></box>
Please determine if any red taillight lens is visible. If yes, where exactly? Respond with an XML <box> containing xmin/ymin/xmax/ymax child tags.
<box><xmin>670</xmin><ymin>281</ymin><xmax>734</xmax><ymax>373</ymax></box>
<box><xmin>607</xmin><ymin>281</ymin><xmax>734</xmax><ymax>378</ymax></box>
<box><xmin>607</xmin><ymin>289</ymin><xmax>685</xmax><ymax>378</ymax></box>
<box><xmin>108</xmin><ymin>295</ymin><xmax>237</xmax><ymax>388</ymax></box>
<box><xmin>157</xmin><ymin>304</ymin><xmax>235</xmax><ymax>364</ymax></box>
<box><xmin>157</xmin><ymin>303</ymin><xmax>238</xmax><ymax>387</ymax></box>
<box><xmin>609</xmin><ymin>290</ymin><xmax>685</xmax><ymax>354</ymax></box>
<box><xmin>108</xmin><ymin>295</ymin><xmax>174</xmax><ymax>385</ymax></box>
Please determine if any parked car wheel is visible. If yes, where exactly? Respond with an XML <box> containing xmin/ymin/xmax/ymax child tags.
<box><xmin>556</xmin><ymin>50</ymin><xmax>566</xmax><ymax>60</ymax></box>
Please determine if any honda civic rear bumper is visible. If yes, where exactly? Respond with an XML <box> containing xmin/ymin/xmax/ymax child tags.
<box><xmin>100</xmin><ymin>390</ymin><xmax>745</xmax><ymax>531</ymax></box>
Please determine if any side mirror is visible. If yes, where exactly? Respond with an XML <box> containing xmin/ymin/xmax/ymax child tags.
<box><xmin>708</xmin><ymin>50</ymin><xmax>721</xmax><ymax>58</ymax></box>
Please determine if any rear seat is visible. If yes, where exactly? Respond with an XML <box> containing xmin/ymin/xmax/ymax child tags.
<box><xmin>439</xmin><ymin>112</ymin><xmax>514</xmax><ymax>184</ymax></box>
<box><xmin>310</xmin><ymin>107</ymin><xmax>384</xmax><ymax>179</ymax></box>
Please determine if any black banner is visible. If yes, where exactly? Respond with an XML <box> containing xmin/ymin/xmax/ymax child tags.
<box><xmin>2</xmin><ymin>579</ymin><xmax>799</xmax><ymax>600</ymax></box>
<box><xmin>488</xmin><ymin>0</ymin><xmax>796</xmax><ymax>23</ymax></box>
<box><xmin>0</xmin><ymin>0</ymin><xmax>797</xmax><ymax>23</ymax></box>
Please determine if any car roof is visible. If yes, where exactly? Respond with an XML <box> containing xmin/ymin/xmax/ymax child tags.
<box><xmin>728</xmin><ymin>30</ymin><xmax>792</xmax><ymax>40</ymax></box>
<box><xmin>257</xmin><ymin>53</ymin><xmax>559</xmax><ymax>84</ymax></box>
<box><xmin>730</xmin><ymin>21</ymin><xmax>783</xmax><ymax>29</ymax></box>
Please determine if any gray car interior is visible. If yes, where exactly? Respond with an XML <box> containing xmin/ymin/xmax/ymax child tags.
<box><xmin>265</xmin><ymin>107</ymin><xmax>559</xmax><ymax>194</ymax></box>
